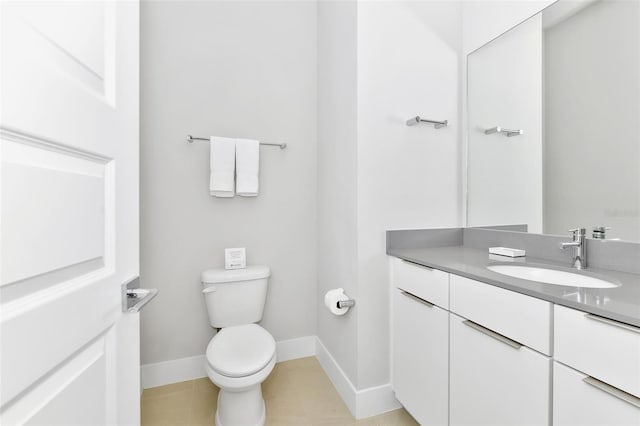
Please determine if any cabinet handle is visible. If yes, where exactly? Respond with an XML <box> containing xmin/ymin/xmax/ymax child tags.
<box><xmin>462</xmin><ymin>320</ymin><xmax>523</xmax><ymax>350</ymax></box>
<box><xmin>401</xmin><ymin>259</ymin><xmax>433</xmax><ymax>270</ymax></box>
<box><xmin>584</xmin><ymin>313</ymin><xmax>640</xmax><ymax>335</ymax></box>
<box><xmin>582</xmin><ymin>376</ymin><xmax>640</xmax><ymax>409</ymax></box>
<box><xmin>400</xmin><ymin>291</ymin><xmax>435</xmax><ymax>308</ymax></box>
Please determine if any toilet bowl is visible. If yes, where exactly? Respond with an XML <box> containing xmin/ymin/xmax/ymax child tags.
<box><xmin>205</xmin><ymin>324</ymin><xmax>276</xmax><ymax>426</ymax></box>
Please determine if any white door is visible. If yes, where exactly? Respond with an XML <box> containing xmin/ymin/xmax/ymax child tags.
<box><xmin>1</xmin><ymin>1</ymin><xmax>139</xmax><ymax>425</ymax></box>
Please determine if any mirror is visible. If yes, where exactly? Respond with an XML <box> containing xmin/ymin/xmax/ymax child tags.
<box><xmin>466</xmin><ymin>0</ymin><xmax>639</xmax><ymax>242</ymax></box>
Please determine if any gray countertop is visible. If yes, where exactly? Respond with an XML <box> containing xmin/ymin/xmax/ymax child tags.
<box><xmin>388</xmin><ymin>245</ymin><xmax>640</xmax><ymax>328</ymax></box>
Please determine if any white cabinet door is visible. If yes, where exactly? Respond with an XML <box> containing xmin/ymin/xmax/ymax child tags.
<box><xmin>393</xmin><ymin>288</ymin><xmax>448</xmax><ymax>426</ymax></box>
<box><xmin>1</xmin><ymin>1</ymin><xmax>139</xmax><ymax>425</ymax></box>
<box><xmin>554</xmin><ymin>362</ymin><xmax>640</xmax><ymax>426</ymax></box>
<box><xmin>449</xmin><ymin>313</ymin><xmax>551</xmax><ymax>426</ymax></box>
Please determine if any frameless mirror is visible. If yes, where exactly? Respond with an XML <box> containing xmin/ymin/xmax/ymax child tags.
<box><xmin>466</xmin><ymin>0</ymin><xmax>639</xmax><ymax>242</ymax></box>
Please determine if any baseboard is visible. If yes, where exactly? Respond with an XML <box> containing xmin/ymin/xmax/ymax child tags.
<box><xmin>355</xmin><ymin>382</ymin><xmax>401</xmax><ymax>419</ymax></box>
<box><xmin>314</xmin><ymin>337</ymin><xmax>358</xmax><ymax>414</ymax></box>
<box><xmin>314</xmin><ymin>337</ymin><xmax>401</xmax><ymax>419</ymax></box>
<box><xmin>142</xmin><ymin>335</ymin><xmax>316</xmax><ymax>389</ymax></box>
<box><xmin>141</xmin><ymin>354</ymin><xmax>206</xmax><ymax>389</ymax></box>
<box><xmin>276</xmin><ymin>335</ymin><xmax>316</xmax><ymax>362</ymax></box>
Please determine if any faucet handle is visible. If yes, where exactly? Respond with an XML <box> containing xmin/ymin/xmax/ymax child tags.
<box><xmin>592</xmin><ymin>226</ymin><xmax>611</xmax><ymax>239</ymax></box>
<box><xmin>568</xmin><ymin>228</ymin><xmax>586</xmax><ymax>237</ymax></box>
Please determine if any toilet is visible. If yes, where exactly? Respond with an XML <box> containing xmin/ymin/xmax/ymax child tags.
<box><xmin>201</xmin><ymin>266</ymin><xmax>276</xmax><ymax>426</ymax></box>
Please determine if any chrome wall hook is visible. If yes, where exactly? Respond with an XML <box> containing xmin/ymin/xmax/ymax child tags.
<box><xmin>484</xmin><ymin>126</ymin><xmax>523</xmax><ymax>137</ymax></box>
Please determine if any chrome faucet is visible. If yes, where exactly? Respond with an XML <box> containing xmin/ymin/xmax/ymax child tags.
<box><xmin>561</xmin><ymin>228</ymin><xmax>587</xmax><ymax>269</ymax></box>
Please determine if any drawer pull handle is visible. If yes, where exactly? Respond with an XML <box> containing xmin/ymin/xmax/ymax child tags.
<box><xmin>582</xmin><ymin>376</ymin><xmax>640</xmax><ymax>409</ymax></box>
<box><xmin>584</xmin><ymin>313</ymin><xmax>640</xmax><ymax>335</ymax></box>
<box><xmin>401</xmin><ymin>259</ymin><xmax>434</xmax><ymax>270</ymax></box>
<box><xmin>400</xmin><ymin>291</ymin><xmax>435</xmax><ymax>308</ymax></box>
<box><xmin>462</xmin><ymin>320</ymin><xmax>523</xmax><ymax>350</ymax></box>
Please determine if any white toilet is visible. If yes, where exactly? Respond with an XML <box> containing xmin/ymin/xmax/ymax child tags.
<box><xmin>201</xmin><ymin>266</ymin><xmax>276</xmax><ymax>426</ymax></box>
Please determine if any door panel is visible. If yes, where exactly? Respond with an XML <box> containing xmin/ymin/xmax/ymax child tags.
<box><xmin>1</xmin><ymin>0</ymin><xmax>139</xmax><ymax>424</ymax></box>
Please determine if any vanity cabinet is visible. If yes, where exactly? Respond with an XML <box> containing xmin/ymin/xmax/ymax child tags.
<box><xmin>390</xmin><ymin>256</ymin><xmax>639</xmax><ymax>426</ymax></box>
<box><xmin>392</xmin><ymin>258</ymin><xmax>449</xmax><ymax>426</ymax></box>
<box><xmin>553</xmin><ymin>362</ymin><xmax>640</xmax><ymax>426</ymax></box>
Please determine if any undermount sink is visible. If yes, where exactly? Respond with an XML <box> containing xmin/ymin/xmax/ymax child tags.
<box><xmin>487</xmin><ymin>265</ymin><xmax>618</xmax><ymax>288</ymax></box>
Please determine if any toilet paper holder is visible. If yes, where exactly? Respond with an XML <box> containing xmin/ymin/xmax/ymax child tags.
<box><xmin>336</xmin><ymin>299</ymin><xmax>356</xmax><ymax>309</ymax></box>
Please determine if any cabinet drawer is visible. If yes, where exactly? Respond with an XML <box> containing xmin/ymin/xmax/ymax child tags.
<box><xmin>554</xmin><ymin>362</ymin><xmax>640</xmax><ymax>426</ymax></box>
<box><xmin>449</xmin><ymin>313</ymin><xmax>551</xmax><ymax>426</ymax></box>
<box><xmin>391</xmin><ymin>257</ymin><xmax>449</xmax><ymax>309</ymax></box>
<box><xmin>554</xmin><ymin>305</ymin><xmax>640</xmax><ymax>398</ymax></box>
<box><xmin>449</xmin><ymin>274</ymin><xmax>552</xmax><ymax>355</ymax></box>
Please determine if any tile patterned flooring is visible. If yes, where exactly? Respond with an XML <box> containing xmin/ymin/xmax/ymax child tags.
<box><xmin>141</xmin><ymin>356</ymin><xmax>418</xmax><ymax>426</ymax></box>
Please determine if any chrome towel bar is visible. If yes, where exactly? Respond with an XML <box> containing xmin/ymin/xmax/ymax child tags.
<box><xmin>406</xmin><ymin>116</ymin><xmax>448</xmax><ymax>129</ymax></box>
<box><xmin>187</xmin><ymin>134</ymin><xmax>287</xmax><ymax>149</ymax></box>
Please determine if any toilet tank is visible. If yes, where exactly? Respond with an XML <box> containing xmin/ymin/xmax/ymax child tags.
<box><xmin>201</xmin><ymin>266</ymin><xmax>270</xmax><ymax>328</ymax></box>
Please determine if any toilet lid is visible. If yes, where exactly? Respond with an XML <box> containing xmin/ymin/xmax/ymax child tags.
<box><xmin>206</xmin><ymin>324</ymin><xmax>276</xmax><ymax>378</ymax></box>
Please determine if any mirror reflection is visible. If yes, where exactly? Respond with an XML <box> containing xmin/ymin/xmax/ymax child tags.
<box><xmin>467</xmin><ymin>0</ymin><xmax>639</xmax><ymax>242</ymax></box>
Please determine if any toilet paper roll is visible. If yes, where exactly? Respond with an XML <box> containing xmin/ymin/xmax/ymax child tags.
<box><xmin>324</xmin><ymin>288</ymin><xmax>350</xmax><ymax>316</ymax></box>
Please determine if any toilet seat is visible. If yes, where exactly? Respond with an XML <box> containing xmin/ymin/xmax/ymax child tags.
<box><xmin>206</xmin><ymin>324</ymin><xmax>276</xmax><ymax>378</ymax></box>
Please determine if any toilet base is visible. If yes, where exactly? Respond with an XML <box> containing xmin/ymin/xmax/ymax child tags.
<box><xmin>215</xmin><ymin>385</ymin><xmax>266</xmax><ymax>426</ymax></box>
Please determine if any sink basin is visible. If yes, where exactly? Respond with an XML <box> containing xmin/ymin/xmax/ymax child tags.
<box><xmin>487</xmin><ymin>265</ymin><xmax>618</xmax><ymax>288</ymax></box>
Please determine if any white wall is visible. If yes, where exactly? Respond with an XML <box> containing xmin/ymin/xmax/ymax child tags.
<box><xmin>544</xmin><ymin>0</ymin><xmax>640</xmax><ymax>241</ymax></box>
<box><xmin>317</xmin><ymin>0</ymin><xmax>462</xmax><ymax>394</ymax></box>
<box><xmin>140</xmin><ymin>1</ymin><xmax>317</xmax><ymax>365</ymax></box>
<box><xmin>356</xmin><ymin>1</ymin><xmax>462</xmax><ymax>389</ymax></box>
<box><xmin>316</xmin><ymin>0</ymin><xmax>359</xmax><ymax>386</ymax></box>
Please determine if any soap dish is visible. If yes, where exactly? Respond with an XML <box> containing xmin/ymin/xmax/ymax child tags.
<box><xmin>489</xmin><ymin>247</ymin><xmax>526</xmax><ymax>258</ymax></box>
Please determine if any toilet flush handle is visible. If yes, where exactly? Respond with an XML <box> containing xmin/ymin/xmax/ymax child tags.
<box><xmin>202</xmin><ymin>286</ymin><xmax>217</xmax><ymax>294</ymax></box>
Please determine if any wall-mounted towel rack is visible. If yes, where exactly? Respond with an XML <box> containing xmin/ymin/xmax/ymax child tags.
<box><xmin>186</xmin><ymin>135</ymin><xmax>287</xmax><ymax>149</ymax></box>
<box><xmin>406</xmin><ymin>116</ymin><xmax>448</xmax><ymax>129</ymax></box>
<box><xmin>484</xmin><ymin>126</ymin><xmax>523</xmax><ymax>137</ymax></box>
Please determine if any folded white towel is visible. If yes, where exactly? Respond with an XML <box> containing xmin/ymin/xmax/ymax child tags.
<box><xmin>235</xmin><ymin>138</ymin><xmax>260</xmax><ymax>197</ymax></box>
<box><xmin>210</xmin><ymin>136</ymin><xmax>236</xmax><ymax>197</ymax></box>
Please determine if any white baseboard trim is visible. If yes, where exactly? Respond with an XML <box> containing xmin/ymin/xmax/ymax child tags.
<box><xmin>142</xmin><ymin>335</ymin><xmax>317</xmax><ymax>389</ymax></box>
<box><xmin>355</xmin><ymin>382</ymin><xmax>402</xmax><ymax>419</ymax></box>
<box><xmin>314</xmin><ymin>336</ymin><xmax>401</xmax><ymax>419</ymax></box>
<box><xmin>314</xmin><ymin>336</ymin><xmax>358</xmax><ymax>414</ymax></box>
<box><xmin>276</xmin><ymin>335</ymin><xmax>316</xmax><ymax>362</ymax></box>
<box><xmin>141</xmin><ymin>354</ymin><xmax>206</xmax><ymax>389</ymax></box>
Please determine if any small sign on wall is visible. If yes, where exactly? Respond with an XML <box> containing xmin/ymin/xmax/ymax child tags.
<box><xmin>225</xmin><ymin>248</ymin><xmax>246</xmax><ymax>270</ymax></box>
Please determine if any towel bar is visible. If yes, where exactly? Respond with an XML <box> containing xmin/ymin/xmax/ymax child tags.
<box><xmin>187</xmin><ymin>135</ymin><xmax>287</xmax><ymax>149</ymax></box>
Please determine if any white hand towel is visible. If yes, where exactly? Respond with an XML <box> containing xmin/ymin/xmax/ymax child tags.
<box><xmin>235</xmin><ymin>138</ymin><xmax>260</xmax><ymax>197</ymax></box>
<box><xmin>210</xmin><ymin>136</ymin><xmax>236</xmax><ymax>197</ymax></box>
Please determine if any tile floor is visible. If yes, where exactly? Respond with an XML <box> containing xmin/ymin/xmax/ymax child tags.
<box><xmin>141</xmin><ymin>356</ymin><xmax>418</xmax><ymax>426</ymax></box>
